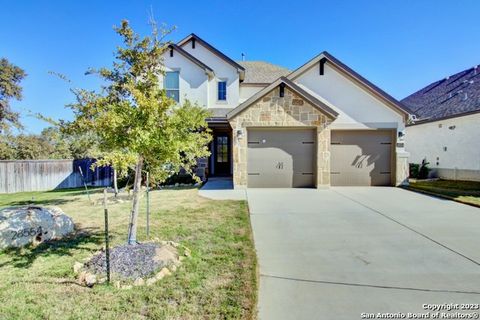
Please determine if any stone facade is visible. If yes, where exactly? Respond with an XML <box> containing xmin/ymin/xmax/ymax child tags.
<box><xmin>228</xmin><ymin>87</ymin><xmax>334</xmax><ymax>189</ymax></box>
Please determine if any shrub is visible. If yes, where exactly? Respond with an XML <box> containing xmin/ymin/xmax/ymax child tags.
<box><xmin>409</xmin><ymin>163</ymin><xmax>420</xmax><ymax>178</ymax></box>
<box><xmin>410</xmin><ymin>159</ymin><xmax>430</xmax><ymax>179</ymax></box>
<box><xmin>418</xmin><ymin>158</ymin><xmax>430</xmax><ymax>179</ymax></box>
<box><xmin>161</xmin><ymin>173</ymin><xmax>197</xmax><ymax>186</ymax></box>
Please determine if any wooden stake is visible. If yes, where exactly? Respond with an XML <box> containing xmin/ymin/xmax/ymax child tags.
<box><xmin>146</xmin><ymin>172</ymin><xmax>150</xmax><ymax>239</ymax></box>
<box><xmin>103</xmin><ymin>188</ymin><xmax>111</xmax><ymax>283</ymax></box>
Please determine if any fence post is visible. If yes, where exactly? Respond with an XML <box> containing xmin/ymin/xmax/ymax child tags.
<box><xmin>146</xmin><ymin>172</ymin><xmax>150</xmax><ymax>239</ymax></box>
<box><xmin>103</xmin><ymin>188</ymin><xmax>111</xmax><ymax>284</ymax></box>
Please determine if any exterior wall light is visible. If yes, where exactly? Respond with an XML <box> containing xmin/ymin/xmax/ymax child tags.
<box><xmin>236</xmin><ymin>129</ymin><xmax>244</xmax><ymax>139</ymax></box>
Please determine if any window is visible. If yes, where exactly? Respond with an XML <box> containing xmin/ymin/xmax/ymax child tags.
<box><xmin>216</xmin><ymin>136</ymin><xmax>228</xmax><ymax>163</ymax></box>
<box><xmin>217</xmin><ymin>80</ymin><xmax>227</xmax><ymax>101</ymax></box>
<box><xmin>165</xmin><ymin>71</ymin><xmax>179</xmax><ymax>102</ymax></box>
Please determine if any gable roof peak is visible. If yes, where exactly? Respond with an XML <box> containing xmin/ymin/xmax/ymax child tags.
<box><xmin>167</xmin><ymin>43</ymin><xmax>214</xmax><ymax>76</ymax></box>
<box><xmin>177</xmin><ymin>33</ymin><xmax>245</xmax><ymax>77</ymax></box>
<box><xmin>287</xmin><ymin>51</ymin><xmax>411</xmax><ymax>119</ymax></box>
<box><xmin>227</xmin><ymin>76</ymin><xmax>339</xmax><ymax>119</ymax></box>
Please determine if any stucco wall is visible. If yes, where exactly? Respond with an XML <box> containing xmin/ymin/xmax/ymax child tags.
<box><xmin>294</xmin><ymin>63</ymin><xmax>405</xmax><ymax>131</ymax></box>
<box><xmin>405</xmin><ymin>113</ymin><xmax>480</xmax><ymax>175</ymax></box>
<box><xmin>239</xmin><ymin>84</ymin><xmax>265</xmax><ymax>102</ymax></box>
<box><xmin>228</xmin><ymin>87</ymin><xmax>333</xmax><ymax>189</ymax></box>
<box><xmin>181</xmin><ymin>41</ymin><xmax>240</xmax><ymax>109</ymax></box>
<box><xmin>161</xmin><ymin>51</ymin><xmax>209</xmax><ymax>107</ymax></box>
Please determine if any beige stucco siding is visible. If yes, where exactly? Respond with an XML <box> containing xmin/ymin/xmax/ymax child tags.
<box><xmin>228</xmin><ymin>87</ymin><xmax>334</xmax><ymax>189</ymax></box>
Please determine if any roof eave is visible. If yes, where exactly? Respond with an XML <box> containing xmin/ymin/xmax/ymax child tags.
<box><xmin>406</xmin><ymin>109</ymin><xmax>480</xmax><ymax>126</ymax></box>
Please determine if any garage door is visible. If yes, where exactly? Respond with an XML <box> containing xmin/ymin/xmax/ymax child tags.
<box><xmin>247</xmin><ymin>128</ymin><xmax>315</xmax><ymax>188</ymax></box>
<box><xmin>331</xmin><ymin>130</ymin><xmax>393</xmax><ymax>186</ymax></box>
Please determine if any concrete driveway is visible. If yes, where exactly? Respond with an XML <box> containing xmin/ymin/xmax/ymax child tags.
<box><xmin>248</xmin><ymin>187</ymin><xmax>480</xmax><ymax>320</ymax></box>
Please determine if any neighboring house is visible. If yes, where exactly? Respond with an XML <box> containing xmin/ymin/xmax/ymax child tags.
<box><xmin>402</xmin><ymin>65</ymin><xmax>480</xmax><ymax>181</ymax></box>
<box><xmin>162</xmin><ymin>33</ymin><xmax>411</xmax><ymax>188</ymax></box>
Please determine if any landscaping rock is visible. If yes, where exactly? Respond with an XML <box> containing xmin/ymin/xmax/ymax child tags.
<box><xmin>155</xmin><ymin>267</ymin><xmax>171</xmax><ymax>280</ymax></box>
<box><xmin>0</xmin><ymin>206</ymin><xmax>74</xmax><ymax>249</ymax></box>
<box><xmin>146</xmin><ymin>277</ymin><xmax>158</xmax><ymax>286</ymax></box>
<box><xmin>85</xmin><ymin>273</ymin><xmax>97</xmax><ymax>287</ymax></box>
<box><xmin>78</xmin><ymin>271</ymin><xmax>87</xmax><ymax>284</ymax></box>
<box><xmin>73</xmin><ymin>262</ymin><xmax>83</xmax><ymax>274</ymax></box>
<box><xmin>133</xmin><ymin>278</ymin><xmax>145</xmax><ymax>286</ymax></box>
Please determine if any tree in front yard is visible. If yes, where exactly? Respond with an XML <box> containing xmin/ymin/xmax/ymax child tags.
<box><xmin>66</xmin><ymin>20</ymin><xmax>212</xmax><ymax>244</ymax></box>
<box><xmin>0</xmin><ymin>58</ymin><xmax>26</xmax><ymax>132</ymax></box>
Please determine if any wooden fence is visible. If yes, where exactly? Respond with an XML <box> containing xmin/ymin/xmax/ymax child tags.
<box><xmin>0</xmin><ymin>159</ymin><xmax>112</xmax><ymax>193</ymax></box>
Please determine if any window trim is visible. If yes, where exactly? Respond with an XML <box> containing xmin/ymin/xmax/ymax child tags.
<box><xmin>217</xmin><ymin>79</ymin><xmax>227</xmax><ymax>102</ymax></box>
<box><xmin>165</xmin><ymin>70</ymin><xmax>180</xmax><ymax>102</ymax></box>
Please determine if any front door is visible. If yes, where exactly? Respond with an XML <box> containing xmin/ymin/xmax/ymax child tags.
<box><xmin>214</xmin><ymin>134</ymin><xmax>230</xmax><ymax>176</ymax></box>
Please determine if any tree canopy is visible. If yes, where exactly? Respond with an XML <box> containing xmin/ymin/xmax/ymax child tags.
<box><xmin>0</xmin><ymin>127</ymin><xmax>100</xmax><ymax>160</ymax></box>
<box><xmin>0</xmin><ymin>58</ymin><xmax>26</xmax><ymax>132</ymax></box>
<box><xmin>66</xmin><ymin>20</ymin><xmax>212</xmax><ymax>244</ymax></box>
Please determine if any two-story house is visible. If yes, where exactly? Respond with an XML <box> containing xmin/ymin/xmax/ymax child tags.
<box><xmin>162</xmin><ymin>34</ymin><xmax>411</xmax><ymax>189</ymax></box>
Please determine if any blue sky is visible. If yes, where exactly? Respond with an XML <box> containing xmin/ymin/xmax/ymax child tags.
<box><xmin>2</xmin><ymin>0</ymin><xmax>479</xmax><ymax>133</ymax></box>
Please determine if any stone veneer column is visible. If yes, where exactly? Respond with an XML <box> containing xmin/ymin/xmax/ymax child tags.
<box><xmin>228</xmin><ymin>87</ymin><xmax>334</xmax><ymax>189</ymax></box>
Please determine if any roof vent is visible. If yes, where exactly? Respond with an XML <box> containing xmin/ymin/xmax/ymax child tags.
<box><xmin>463</xmin><ymin>93</ymin><xmax>468</xmax><ymax>101</ymax></box>
<box><xmin>241</xmin><ymin>53</ymin><xmax>245</xmax><ymax>61</ymax></box>
<box><xmin>474</xmin><ymin>65</ymin><xmax>478</xmax><ymax>75</ymax></box>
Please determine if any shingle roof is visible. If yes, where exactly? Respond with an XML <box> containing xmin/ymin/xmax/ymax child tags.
<box><xmin>238</xmin><ymin>61</ymin><xmax>290</xmax><ymax>84</ymax></box>
<box><xmin>402</xmin><ymin>65</ymin><xmax>480</xmax><ymax>122</ymax></box>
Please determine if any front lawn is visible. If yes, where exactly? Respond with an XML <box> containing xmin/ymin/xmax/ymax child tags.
<box><xmin>0</xmin><ymin>188</ymin><xmax>257</xmax><ymax>319</ymax></box>
<box><xmin>407</xmin><ymin>179</ymin><xmax>480</xmax><ymax>207</ymax></box>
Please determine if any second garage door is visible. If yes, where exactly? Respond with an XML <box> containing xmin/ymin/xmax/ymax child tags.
<box><xmin>247</xmin><ymin>128</ymin><xmax>315</xmax><ymax>188</ymax></box>
<box><xmin>331</xmin><ymin>130</ymin><xmax>393</xmax><ymax>186</ymax></box>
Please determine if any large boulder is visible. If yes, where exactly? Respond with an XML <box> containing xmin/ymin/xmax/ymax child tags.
<box><xmin>0</xmin><ymin>206</ymin><xmax>74</xmax><ymax>249</ymax></box>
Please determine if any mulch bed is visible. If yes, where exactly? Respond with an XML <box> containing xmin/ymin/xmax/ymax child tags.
<box><xmin>85</xmin><ymin>243</ymin><xmax>173</xmax><ymax>279</ymax></box>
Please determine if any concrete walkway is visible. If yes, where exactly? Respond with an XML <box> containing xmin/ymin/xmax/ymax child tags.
<box><xmin>248</xmin><ymin>187</ymin><xmax>480</xmax><ymax>320</ymax></box>
<box><xmin>198</xmin><ymin>177</ymin><xmax>246</xmax><ymax>200</ymax></box>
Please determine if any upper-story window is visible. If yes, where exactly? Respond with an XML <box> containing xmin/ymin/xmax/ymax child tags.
<box><xmin>165</xmin><ymin>71</ymin><xmax>180</xmax><ymax>102</ymax></box>
<box><xmin>217</xmin><ymin>80</ymin><xmax>227</xmax><ymax>101</ymax></box>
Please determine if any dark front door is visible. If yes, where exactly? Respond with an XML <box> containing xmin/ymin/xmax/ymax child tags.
<box><xmin>214</xmin><ymin>134</ymin><xmax>230</xmax><ymax>176</ymax></box>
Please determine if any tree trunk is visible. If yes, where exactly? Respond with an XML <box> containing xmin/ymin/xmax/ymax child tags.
<box><xmin>127</xmin><ymin>155</ymin><xmax>143</xmax><ymax>245</ymax></box>
<box><xmin>113</xmin><ymin>168</ymin><xmax>118</xmax><ymax>197</ymax></box>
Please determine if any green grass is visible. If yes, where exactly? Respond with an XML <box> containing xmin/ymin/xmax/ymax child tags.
<box><xmin>0</xmin><ymin>188</ymin><xmax>257</xmax><ymax>319</ymax></box>
<box><xmin>407</xmin><ymin>179</ymin><xmax>480</xmax><ymax>207</ymax></box>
